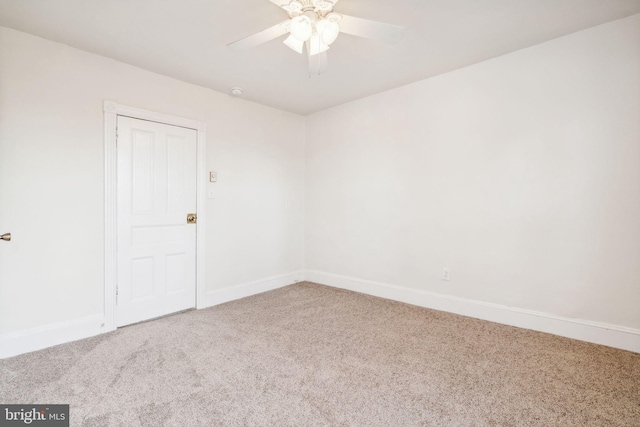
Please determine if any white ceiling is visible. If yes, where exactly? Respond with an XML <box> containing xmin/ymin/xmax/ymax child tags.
<box><xmin>1</xmin><ymin>0</ymin><xmax>639</xmax><ymax>115</ymax></box>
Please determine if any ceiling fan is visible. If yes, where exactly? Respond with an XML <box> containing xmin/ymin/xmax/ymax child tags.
<box><xmin>227</xmin><ymin>0</ymin><xmax>405</xmax><ymax>76</ymax></box>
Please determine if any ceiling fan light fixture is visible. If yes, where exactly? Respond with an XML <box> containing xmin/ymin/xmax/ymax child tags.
<box><xmin>290</xmin><ymin>15</ymin><xmax>313</xmax><ymax>41</ymax></box>
<box><xmin>284</xmin><ymin>34</ymin><xmax>305</xmax><ymax>54</ymax></box>
<box><xmin>316</xmin><ymin>18</ymin><xmax>340</xmax><ymax>45</ymax></box>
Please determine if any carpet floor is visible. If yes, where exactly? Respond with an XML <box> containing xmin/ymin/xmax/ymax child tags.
<box><xmin>1</xmin><ymin>282</ymin><xmax>639</xmax><ymax>426</ymax></box>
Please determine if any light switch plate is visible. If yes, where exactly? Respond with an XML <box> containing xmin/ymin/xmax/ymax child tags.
<box><xmin>209</xmin><ymin>171</ymin><xmax>217</xmax><ymax>182</ymax></box>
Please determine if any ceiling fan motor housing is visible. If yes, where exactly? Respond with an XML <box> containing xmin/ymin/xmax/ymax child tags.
<box><xmin>285</xmin><ymin>0</ymin><xmax>335</xmax><ymax>18</ymax></box>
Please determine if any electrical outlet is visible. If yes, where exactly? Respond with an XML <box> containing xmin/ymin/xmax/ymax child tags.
<box><xmin>442</xmin><ymin>268</ymin><xmax>451</xmax><ymax>281</ymax></box>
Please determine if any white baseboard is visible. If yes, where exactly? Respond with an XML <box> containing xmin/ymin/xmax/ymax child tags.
<box><xmin>0</xmin><ymin>271</ymin><xmax>304</xmax><ymax>359</ymax></box>
<box><xmin>4</xmin><ymin>270</ymin><xmax>636</xmax><ymax>358</ymax></box>
<box><xmin>200</xmin><ymin>270</ymin><xmax>304</xmax><ymax>308</ymax></box>
<box><xmin>0</xmin><ymin>314</ymin><xmax>107</xmax><ymax>359</ymax></box>
<box><xmin>305</xmin><ymin>270</ymin><xmax>640</xmax><ymax>354</ymax></box>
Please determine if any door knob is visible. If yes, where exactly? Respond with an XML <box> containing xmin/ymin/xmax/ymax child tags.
<box><xmin>1</xmin><ymin>233</ymin><xmax>10</xmax><ymax>242</ymax></box>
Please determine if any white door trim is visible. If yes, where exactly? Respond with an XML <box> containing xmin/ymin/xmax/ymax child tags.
<box><xmin>103</xmin><ymin>100</ymin><xmax>207</xmax><ymax>332</ymax></box>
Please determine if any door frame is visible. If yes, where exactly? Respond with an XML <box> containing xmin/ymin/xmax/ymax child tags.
<box><xmin>103</xmin><ymin>100</ymin><xmax>207</xmax><ymax>331</ymax></box>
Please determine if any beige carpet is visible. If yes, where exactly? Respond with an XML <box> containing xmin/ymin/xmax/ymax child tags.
<box><xmin>1</xmin><ymin>282</ymin><xmax>639</xmax><ymax>426</ymax></box>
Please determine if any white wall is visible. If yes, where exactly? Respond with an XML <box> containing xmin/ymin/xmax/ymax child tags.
<box><xmin>305</xmin><ymin>15</ymin><xmax>640</xmax><ymax>331</ymax></box>
<box><xmin>2</xmin><ymin>14</ymin><xmax>639</xmax><ymax>356</ymax></box>
<box><xmin>0</xmin><ymin>27</ymin><xmax>305</xmax><ymax>338</ymax></box>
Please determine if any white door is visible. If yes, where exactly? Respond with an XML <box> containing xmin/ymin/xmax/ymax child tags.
<box><xmin>116</xmin><ymin>116</ymin><xmax>197</xmax><ymax>327</ymax></box>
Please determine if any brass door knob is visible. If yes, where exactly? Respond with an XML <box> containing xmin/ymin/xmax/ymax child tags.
<box><xmin>1</xmin><ymin>233</ymin><xmax>11</xmax><ymax>242</ymax></box>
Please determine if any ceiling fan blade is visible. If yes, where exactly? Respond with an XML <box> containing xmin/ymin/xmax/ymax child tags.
<box><xmin>228</xmin><ymin>22</ymin><xmax>289</xmax><ymax>51</ymax></box>
<box><xmin>338</xmin><ymin>14</ymin><xmax>405</xmax><ymax>44</ymax></box>
<box><xmin>309</xmin><ymin>51</ymin><xmax>328</xmax><ymax>77</ymax></box>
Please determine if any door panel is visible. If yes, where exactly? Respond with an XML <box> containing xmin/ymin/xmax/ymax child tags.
<box><xmin>117</xmin><ymin>116</ymin><xmax>197</xmax><ymax>327</ymax></box>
